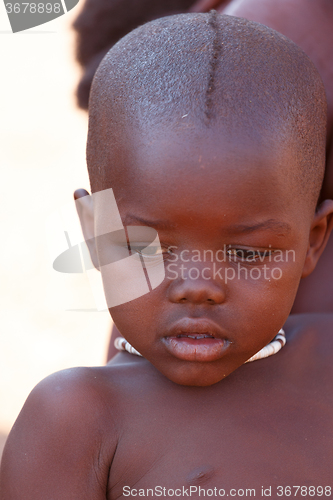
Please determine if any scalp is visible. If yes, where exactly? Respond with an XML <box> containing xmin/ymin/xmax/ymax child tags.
<box><xmin>87</xmin><ymin>12</ymin><xmax>327</xmax><ymax>206</ymax></box>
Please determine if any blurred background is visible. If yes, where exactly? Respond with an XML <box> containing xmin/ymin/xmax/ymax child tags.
<box><xmin>0</xmin><ymin>2</ymin><xmax>111</xmax><ymax>458</ymax></box>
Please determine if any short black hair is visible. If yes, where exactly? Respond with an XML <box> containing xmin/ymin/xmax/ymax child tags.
<box><xmin>87</xmin><ymin>12</ymin><xmax>327</xmax><ymax>205</ymax></box>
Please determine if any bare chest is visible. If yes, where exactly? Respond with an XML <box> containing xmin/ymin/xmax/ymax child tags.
<box><xmin>108</xmin><ymin>376</ymin><xmax>333</xmax><ymax>499</ymax></box>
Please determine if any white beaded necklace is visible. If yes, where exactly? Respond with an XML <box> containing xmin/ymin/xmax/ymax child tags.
<box><xmin>114</xmin><ymin>329</ymin><xmax>286</xmax><ymax>363</ymax></box>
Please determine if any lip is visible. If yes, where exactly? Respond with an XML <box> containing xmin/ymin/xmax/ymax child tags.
<box><xmin>162</xmin><ymin>318</ymin><xmax>231</xmax><ymax>362</ymax></box>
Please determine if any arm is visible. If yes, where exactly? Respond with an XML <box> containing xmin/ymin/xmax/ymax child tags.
<box><xmin>0</xmin><ymin>368</ymin><xmax>117</xmax><ymax>500</ymax></box>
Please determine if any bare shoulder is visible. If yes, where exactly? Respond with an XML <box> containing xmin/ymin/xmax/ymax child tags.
<box><xmin>0</xmin><ymin>365</ymin><xmax>128</xmax><ymax>500</ymax></box>
<box><xmin>286</xmin><ymin>312</ymin><xmax>333</xmax><ymax>344</ymax></box>
<box><xmin>9</xmin><ymin>364</ymin><xmax>122</xmax><ymax>434</ymax></box>
<box><xmin>284</xmin><ymin>313</ymin><xmax>333</xmax><ymax>373</ymax></box>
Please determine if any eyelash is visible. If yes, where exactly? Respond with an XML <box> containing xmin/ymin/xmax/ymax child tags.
<box><xmin>226</xmin><ymin>248</ymin><xmax>275</xmax><ymax>262</ymax></box>
<box><xmin>130</xmin><ymin>245</ymin><xmax>276</xmax><ymax>264</ymax></box>
<box><xmin>130</xmin><ymin>245</ymin><xmax>171</xmax><ymax>260</ymax></box>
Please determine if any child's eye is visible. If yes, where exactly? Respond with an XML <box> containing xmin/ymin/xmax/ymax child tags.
<box><xmin>226</xmin><ymin>248</ymin><xmax>272</xmax><ymax>262</ymax></box>
<box><xmin>130</xmin><ymin>244</ymin><xmax>170</xmax><ymax>259</ymax></box>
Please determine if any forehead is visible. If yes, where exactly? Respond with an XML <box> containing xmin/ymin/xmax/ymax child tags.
<box><xmin>103</xmin><ymin>123</ymin><xmax>304</xmax><ymax>224</ymax></box>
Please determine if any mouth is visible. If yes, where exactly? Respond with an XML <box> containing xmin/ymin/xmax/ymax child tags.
<box><xmin>163</xmin><ymin>319</ymin><xmax>231</xmax><ymax>362</ymax></box>
<box><xmin>176</xmin><ymin>333</ymin><xmax>216</xmax><ymax>339</ymax></box>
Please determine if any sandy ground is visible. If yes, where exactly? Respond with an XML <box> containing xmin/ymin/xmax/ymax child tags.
<box><xmin>0</xmin><ymin>3</ymin><xmax>111</xmax><ymax>458</ymax></box>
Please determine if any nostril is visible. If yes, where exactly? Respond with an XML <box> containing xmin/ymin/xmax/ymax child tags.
<box><xmin>168</xmin><ymin>280</ymin><xmax>225</xmax><ymax>305</ymax></box>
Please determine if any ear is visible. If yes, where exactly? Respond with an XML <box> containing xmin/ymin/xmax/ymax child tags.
<box><xmin>74</xmin><ymin>188</ymin><xmax>99</xmax><ymax>270</ymax></box>
<box><xmin>301</xmin><ymin>199</ymin><xmax>333</xmax><ymax>278</ymax></box>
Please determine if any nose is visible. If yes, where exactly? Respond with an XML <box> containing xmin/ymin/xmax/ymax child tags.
<box><xmin>168</xmin><ymin>265</ymin><xmax>226</xmax><ymax>305</ymax></box>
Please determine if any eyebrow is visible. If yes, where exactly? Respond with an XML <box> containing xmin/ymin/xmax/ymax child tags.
<box><xmin>123</xmin><ymin>215</ymin><xmax>292</xmax><ymax>234</ymax></box>
<box><xmin>228</xmin><ymin>219</ymin><xmax>292</xmax><ymax>234</ymax></box>
<box><xmin>123</xmin><ymin>214</ymin><xmax>176</xmax><ymax>230</ymax></box>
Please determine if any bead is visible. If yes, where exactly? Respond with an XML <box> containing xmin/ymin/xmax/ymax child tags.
<box><xmin>114</xmin><ymin>328</ymin><xmax>286</xmax><ymax>363</ymax></box>
<box><xmin>244</xmin><ymin>329</ymin><xmax>286</xmax><ymax>363</ymax></box>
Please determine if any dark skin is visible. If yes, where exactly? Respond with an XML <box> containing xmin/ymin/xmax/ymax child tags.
<box><xmin>105</xmin><ymin>0</ymin><xmax>333</xmax><ymax>361</ymax></box>
<box><xmin>1</xmin><ymin>124</ymin><xmax>333</xmax><ymax>498</ymax></box>
<box><xmin>95</xmin><ymin>125</ymin><xmax>331</xmax><ymax>386</ymax></box>
<box><xmin>2</xmin><ymin>315</ymin><xmax>333</xmax><ymax>499</ymax></box>
<box><xmin>219</xmin><ymin>0</ymin><xmax>333</xmax><ymax>314</ymax></box>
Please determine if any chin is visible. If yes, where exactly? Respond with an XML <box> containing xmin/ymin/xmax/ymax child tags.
<box><xmin>159</xmin><ymin>362</ymin><xmax>231</xmax><ymax>387</ymax></box>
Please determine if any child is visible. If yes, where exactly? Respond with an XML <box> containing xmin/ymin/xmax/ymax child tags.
<box><xmin>73</xmin><ymin>0</ymin><xmax>333</xmax><ymax>361</ymax></box>
<box><xmin>1</xmin><ymin>13</ymin><xmax>333</xmax><ymax>499</ymax></box>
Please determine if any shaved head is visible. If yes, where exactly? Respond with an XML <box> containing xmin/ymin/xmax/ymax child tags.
<box><xmin>87</xmin><ymin>12</ymin><xmax>327</xmax><ymax>206</ymax></box>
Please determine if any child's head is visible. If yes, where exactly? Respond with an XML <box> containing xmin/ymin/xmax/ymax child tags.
<box><xmin>80</xmin><ymin>13</ymin><xmax>333</xmax><ymax>386</ymax></box>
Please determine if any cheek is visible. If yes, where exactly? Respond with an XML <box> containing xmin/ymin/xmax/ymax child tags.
<box><xmin>109</xmin><ymin>303</ymin><xmax>142</xmax><ymax>335</ymax></box>
<box><xmin>228</xmin><ymin>259</ymin><xmax>303</xmax><ymax>328</ymax></box>
<box><xmin>109</xmin><ymin>287</ymin><xmax>164</xmax><ymax>338</ymax></box>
